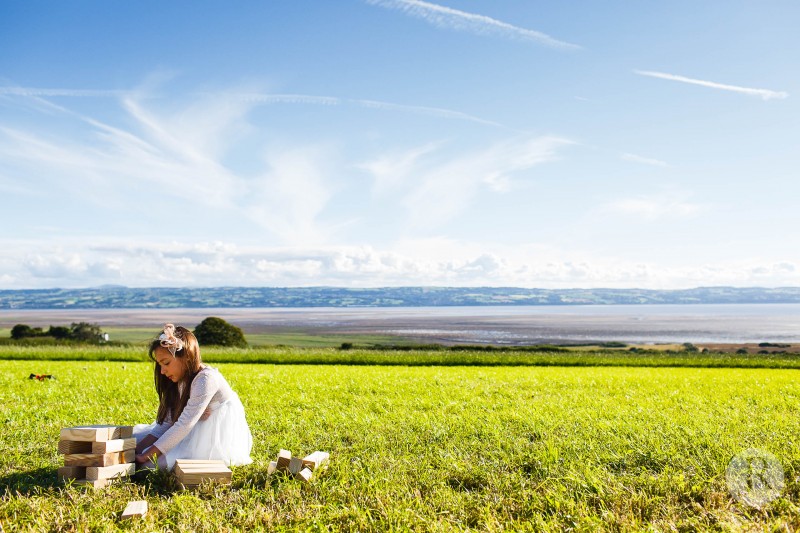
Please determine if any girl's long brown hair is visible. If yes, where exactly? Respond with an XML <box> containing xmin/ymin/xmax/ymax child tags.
<box><xmin>148</xmin><ymin>326</ymin><xmax>203</xmax><ymax>424</ymax></box>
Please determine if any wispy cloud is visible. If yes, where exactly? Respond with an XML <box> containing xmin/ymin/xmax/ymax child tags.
<box><xmin>605</xmin><ymin>193</ymin><xmax>703</xmax><ymax>220</ymax></box>
<box><xmin>0</xmin><ymin>87</ymin><xmax>125</xmax><ymax>97</ymax></box>
<box><xmin>360</xmin><ymin>136</ymin><xmax>574</xmax><ymax>227</ymax></box>
<box><xmin>1</xmin><ymin>86</ymin><xmax>505</xmax><ymax>128</ymax></box>
<box><xmin>0</xmin><ymin>87</ymin><xmax>338</xmax><ymax>243</ymax></box>
<box><xmin>239</xmin><ymin>92</ymin><xmax>505</xmax><ymax>127</ymax></box>
<box><xmin>621</xmin><ymin>153</ymin><xmax>669</xmax><ymax>167</ymax></box>
<box><xmin>635</xmin><ymin>70</ymin><xmax>788</xmax><ymax>100</ymax></box>
<box><xmin>365</xmin><ymin>0</ymin><xmax>580</xmax><ymax>50</ymax></box>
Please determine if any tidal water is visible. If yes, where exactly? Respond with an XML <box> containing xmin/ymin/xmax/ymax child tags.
<box><xmin>1</xmin><ymin>304</ymin><xmax>799</xmax><ymax>345</ymax></box>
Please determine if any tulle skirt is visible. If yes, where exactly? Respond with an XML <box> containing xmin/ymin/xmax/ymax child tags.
<box><xmin>134</xmin><ymin>394</ymin><xmax>253</xmax><ymax>470</ymax></box>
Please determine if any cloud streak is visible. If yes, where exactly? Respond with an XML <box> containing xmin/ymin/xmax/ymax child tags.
<box><xmin>239</xmin><ymin>92</ymin><xmax>505</xmax><ymax>127</ymax></box>
<box><xmin>365</xmin><ymin>0</ymin><xmax>580</xmax><ymax>50</ymax></box>
<box><xmin>1</xmin><ymin>86</ymin><xmax>505</xmax><ymax>128</ymax></box>
<box><xmin>0</xmin><ymin>87</ymin><xmax>125</xmax><ymax>97</ymax></box>
<box><xmin>635</xmin><ymin>70</ymin><xmax>788</xmax><ymax>100</ymax></box>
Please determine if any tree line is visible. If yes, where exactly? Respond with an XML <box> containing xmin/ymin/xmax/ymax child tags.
<box><xmin>11</xmin><ymin>322</ymin><xmax>106</xmax><ymax>342</ymax></box>
<box><xmin>8</xmin><ymin>317</ymin><xmax>247</xmax><ymax>347</ymax></box>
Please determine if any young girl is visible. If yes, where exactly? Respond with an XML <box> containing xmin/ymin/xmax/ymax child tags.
<box><xmin>134</xmin><ymin>324</ymin><xmax>253</xmax><ymax>470</ymax></box>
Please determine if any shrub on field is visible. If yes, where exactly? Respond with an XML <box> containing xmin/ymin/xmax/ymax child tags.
<box><xmin>11</xmin><ymin>324</ymin><xmax>41</xmax><ymax>339</ymax></box>
<box><xmin>194</xmin><ymin>317</ymin><xmax>248</xmax><ymax>348</ymax></box>
<box><xmin>48</xmin><ymin>325</ymin><xmax>71</xmax><ymax>339</ymax></box>
<box><xmin>69</xmin><ymin>322</ymin><xmax>105</xmax><ymax>343</ymax></box>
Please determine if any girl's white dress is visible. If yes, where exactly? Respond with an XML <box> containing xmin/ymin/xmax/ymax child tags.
<box><xmin>134</xmin><ymin>366</ymin><xmax>253</xmax><ymax>469</ymax></box>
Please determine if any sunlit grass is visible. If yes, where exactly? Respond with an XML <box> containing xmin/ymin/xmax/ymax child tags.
<box><xmin>1</xmin><ymin>358</ymin><xmax>799</xmax><ymax>531</ymax></box>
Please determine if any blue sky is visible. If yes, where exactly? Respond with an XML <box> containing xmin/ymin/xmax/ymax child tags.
<box><xmin>1</xmin><ymin>0</ymin><xmax>798</xmax><ymax>289</ymax></box>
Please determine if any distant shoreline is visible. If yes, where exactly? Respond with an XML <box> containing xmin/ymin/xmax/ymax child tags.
<box><xmin>2</xmin><ymin>303</ymin><xmax>799</xmax><ymax>346</ymax></box>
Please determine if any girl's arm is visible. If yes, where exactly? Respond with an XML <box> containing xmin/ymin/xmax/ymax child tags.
<box><xmin>135</xmin><ymin>413</ymin><xmax>174</xmax><ymax>454</ymax></box>
<box><xmin>135</xmin><ymin>444</ymin><xmax>163</xmax><ymax>465</ymax></box>
<box><xmin>135</xmin><ymin>433</ymin><xmax>158</xmax><ymax>454</ymax></box>
<box><xmin>151</xmin><ymin>370</ymin><xmax>220</xmax><ymax>454</ymax></box>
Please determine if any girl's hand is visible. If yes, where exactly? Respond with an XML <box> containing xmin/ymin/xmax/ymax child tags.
<box><xmin>136</xmin><ymin>446</ymin><xmax>163</xmax><ymax>467</ymax></box>
<box><xmin>136</xmin><ymin>434</ymin><xmax>158</xmax><ymax>455</ymax></box>
<box><xmin>200</xmin><ymin>407</ymin><xmax>211</xmax><ymax>421</ymax></box>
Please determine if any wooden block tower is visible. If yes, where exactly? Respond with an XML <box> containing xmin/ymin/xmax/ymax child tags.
<box><xmin>57</xmin><ymin>425</ymin><xmax>136</xmax><ymax>488</ymax></box>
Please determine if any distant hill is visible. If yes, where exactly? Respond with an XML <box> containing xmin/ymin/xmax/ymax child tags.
<box><xmin>1</xmin><ymin>286</ymin><xmax>800</xmax><ymax>309</ymax></box>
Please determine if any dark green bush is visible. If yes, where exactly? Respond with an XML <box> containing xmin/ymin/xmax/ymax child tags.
<box><xmin>193</xmin><ymin>317</ymin><xmax>248</xmax><ymax>348</ymax></box>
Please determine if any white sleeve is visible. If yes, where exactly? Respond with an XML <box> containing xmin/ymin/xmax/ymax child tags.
<box><xmin>153</xmin><ymin>371</ymin><xmax>219</xmax><ymax>453</ymax></box>
<box><xmin>149</xmin><ymin>412</ymin><xmax>173</xmax><ymax>439</ymax></box>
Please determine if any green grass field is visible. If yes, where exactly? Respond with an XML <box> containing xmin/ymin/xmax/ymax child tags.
<box><xmin>2</xmin><ymin>344</ymin><xmax>800</xmax><ymax>370</ymax></box>
<box><xmin>1</xmin><ymin>353</ymin><xmax>799</xmax><ymax>531</ymax></box>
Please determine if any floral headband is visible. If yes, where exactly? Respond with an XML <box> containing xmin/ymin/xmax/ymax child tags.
<box><xmin>159</xmin><ymin>323</ymin><xmax>184</xmax><ymax>356</ymax></box>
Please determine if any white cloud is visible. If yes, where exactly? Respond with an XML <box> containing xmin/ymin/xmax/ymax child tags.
<box><xmin>621</xmin><ymin>153</ymin><xmax>668</xmax><ymax>167</ymax></box>
<box><xmin>0</xmin><ymin>87</ymin><xmax>125</xmax><ymax>97</ymax></box>
<box><xmin>1</xmin><ymin>87</ymin><xmax>505</xmax><ymax>128</ymax></box>
<box><xmin>246</xmin><ymin>145</ymin><xmax>335</xmax><ymax>245</ymax></box>
<box><xmin>635</xmin><ymin>70</ymin><xmax>788</xmax><ymax>100</ymax></box>
<box><xmin>359</xmin><ymin>136</ymin><xmax>574</xmax><ymax>228</ymax></box>
<box><xmin>364</xmin><ymin>0</ymin><xmax>580</xmax><ymax>50</ymax></box>
<box><xmin>605</xmin><ymin>193</ymin><xmax>704</xmax><ymax>220</ymax></box>
<box><xmin>358</xmin><ymin>142</ymin><xmax>442</xmax><ymax>196</ymax></box>
<box><xmin>397</xmin><ymin>135</ymin><xmax>574</xmax><ymax>227</ymax></box>
<box><xmin>0</xmin><ymin>88</ymin><xmax>340</xmax><ymax>242</ymax></box>
<box><xmin>2</xmin><ymin>238</ymin><xmax>799</xmax><ymax>289</ymax></box>
<box><xmin>241</xmin><ymin>92</ymin><xmax>504</xmax><ymax>127</ymax></box>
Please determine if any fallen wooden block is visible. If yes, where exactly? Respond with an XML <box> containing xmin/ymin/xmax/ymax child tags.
<box><xmin>86</xmin><ymin>462</ymin><xmax>135</xmax><ymax>481</ymax></box>
<box><xmin>60</xmin><ymin>425</ymin><xmax>134</xmax><ymax>442</ymax></box>
<box><xmin>92</xmin><ymin>438</ymin><xmax>137</xmax><ymax>454</ymax></box>
<box><xmin>296</xmin><ymin>467</ymin><xmax>313</xmax><ymax>483</ymax></box>
<box><xmin>301</xmin><ymin>451</ymin><xmax>330</xmax><ymax>471</ymax></box>
<box><xmin>288</xmin><ymin>457</ymin><xmax>304</xmax><ymax>475</ymax></box>
<box><xmin>57</xmin><ymin>466</ymin><xmax>86</xmax><ymax>481</ymax></box>
<box><xmin>267</xmin><ymin>461</ymin><xmax>277</xmax><ymax>475</ymax></box>
<box><xmin>121</xmin><ymin>500</ymin><xmax>148</xmax><ymax>520</ymax></box>
<box><xmin>174</xmin><ymin>459</ymin><xmax>232</xmax><ymax>487</ymax></box>
<box><xmin>64</xmin><ymin>449</ymin><xmax>135</xmax><ymax>467</ymax></box>
<box><xmin>276</xmin><ymin>449</ymin><xmax>292</xmax><ymax>471</ymax></box>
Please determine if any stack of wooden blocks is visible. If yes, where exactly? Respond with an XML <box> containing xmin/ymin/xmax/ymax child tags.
<box><xmin>57</xmin><ymin>425</ymin><xmax>136</xmax><ymax>488</ymax></box>
<box><xmin>268</xmin><ymin>449</ymin><xmax>329</xmax><ymax>482</ymax></box>
<box><xmin>174</xmin><ymin>459</ymin><xmax>232</xmax><ymax>488</ymax></box>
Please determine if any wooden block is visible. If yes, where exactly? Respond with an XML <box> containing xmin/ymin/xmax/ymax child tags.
<box><xmin>86</xmin><ymin>462</ymin><xmax>135</xmax><ymax>481</ymax></box>
<box><xmin>267</xmin><ymin>461</ymin><xmax>277</xmax><ymax>475</ymax></box>
<box><xmin>57</xmin><ymin>466</ymin><xmax>86</xmax><ymax>481</ymax></box>
<box><xmin>70</xmin><ymin>478</ymin><xmax>119</xmax><ymax>488</ymax></box>
<box><xmin>276</xmin><ymin>449</ymin><xmax>291</xmax><ymax>471</ymax></box>
<box><xmin>174</xmin><ymin>459</ymin><xmax>231</xmax><ymax>486</ymax></box>
<box><xmin>301</xmin><ymin>451</ymin><xmax>330</xmax><ymax>471</ymax></box>
<box><xmin>296</xmin><ymin>467</ymin><xmax>313</xmax><ymax>483</ymax></box>
<box><xmin>60</xmin><ymin>425</ymin><xmax>134</xmax><ymax>442</ymax></box>
<box><xmin>92</xmin><ymin>438</ymin><xmax>136</xmax><ymax>454</ymax></box>
<box><xmin>121</xmin><ymin>500</ymin><xmax>148</xmax><ymax>520</ymax></box>
<box><xmin>64</xmin><ymin>449</ymin><xmax>135</xmax><ymax>467</ymax></box>
<box><xmin>178</xmin><ymin>473</ymin><xmax>232</xmax><ymax>485</ymax></box>
<box><xmin>288</xmin><ymin>457</ymin><xmax>303</xmax><ymax>475</ymax></box>
<box><xmin>175</xmin><ymin>464</ymin><xmax>230</xmax><ymax>475</ymax></box>
<box><xmin>58</xmin><ymin>440</ymin><xmax>93</xmax><ymax>455</ymax></box>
